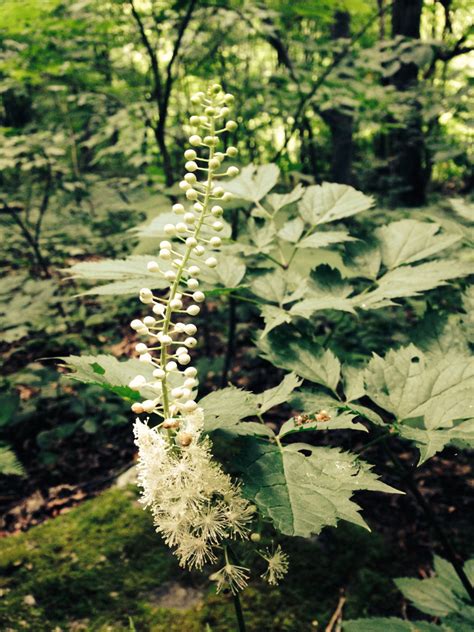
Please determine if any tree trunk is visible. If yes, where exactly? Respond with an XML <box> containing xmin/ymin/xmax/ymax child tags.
<box><xmin>320</xmin><ymin>11</ymin><xmax>355</xmax><ymax>184</ymax></box>
<box><xmin>387</xmin><ymin>0</ymin><xmax>426</xmax><ymax>206</ymax></box>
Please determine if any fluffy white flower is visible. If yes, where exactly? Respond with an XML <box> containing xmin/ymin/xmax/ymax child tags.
<box><xmin>133</xmin><ymin>416</ymin><xmax>252</xmax><ymax>570</ymax></box>
<box><xmin>211</xmin><ymin>563</ymin><xmax>250</xmax><ymax>594</ymax></box>
<box><xmin>260</xmin><ymin>545</ymin><xmax>289</xmax><ymax>586</ymax></box>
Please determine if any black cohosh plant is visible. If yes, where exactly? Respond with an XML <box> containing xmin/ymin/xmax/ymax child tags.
<box><xmin>127</xmin><ymin>85</ymin><xmax>289</xmax><ymax>602</ymax></box>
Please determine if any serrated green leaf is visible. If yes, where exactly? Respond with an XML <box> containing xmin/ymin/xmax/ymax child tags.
<box><xmin>251</xmin><ymin>271</ymin><xmax>287</xmax><ymax>304</ymax></box>
<box><xmin>59</xmin><ymin>355</ymin><xmax>156</xmax><ymax>401</ymax></box>
<box><xmin>297</xmin><ymin>230</ymin><xmax>356</xmax><ymax>249</ymax></box>
<box><xmin>64</xmin><ymin>256</ymin><xmax>169</xmax><ymax>296</ymax></box>
<box><xmin>259</xmin><ymin>335</ymin><xmax>341</xmax><ymax>393</ymax></box>
<box><xmin>342</xmin><ymin>365</ymin><xmax>365</xmax><ymax>402</ymax></box>
<box><xmin>200</xmin><ymin>255</ymin><xmax>246</xmax><ymax>288</ymax></box>
<box><xmin>238</xmin><ymin>440</ymin><xmax>399</xmax><ymax>537</ymax></box>
<box><xmin>256</xmin><ymin>373</ymin><xmax>303</xmax><ymax>414</ymax></box>
<box><xmin>289</xmin><ymin>296</ymin><xmax>355</xmax><ymax>318</ymax></box>
<box><xmin>376</xmin><ymin>220</ymin><xmax>461</xmax><ymax>269</ymax></box>
<box><xmin>277</xmin><ymin>217</ymin><xmax>305</xmax><ymax>242</ymax></box>
<box><xmin>199</xmin><ymin>387</ymin><xmax>272</xmax><ymax>438</ymax></box>
<box><xmin>267</xmin><ymin>184</ymin><xmax>304</xmax><ymax>213</ymax></box>
<box><xmin>298</xmin><ymin>182</ymin><xmax>374</xmax><ymax>226</ymax></box>
<box><xmin>354</xmin><ymin>260</ymin><xmax>473</xmax><ymax>309</ymax></box>
<box><xmin>225</xmin><ymin>164</ymin><xmax>280</xmax><ymax>202</ymax></box>
<box><xmin>259</xmin><ymin>305</ymin><xmax>292</xmax><ymax>338</ymax></box>
<box><xmin>364</xmin><ymin>345</ymin><xmax>474</xmax><ymax>462</ymax></box>
<box><xmin>395</xmin><ymin>555</ymin><xmax>474</xmax><ymax>618</ymax></box>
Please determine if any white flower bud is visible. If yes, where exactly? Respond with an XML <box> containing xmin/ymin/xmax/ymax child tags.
<box><xmin>147</xmin><ymin>261</ymin><xmax>160</xmax><ymax>272</ymax></box>
<box><xmin>227</xmin><ymin>146</ymin><xmax>238</xmax><ymax>157</ymax></box>
<box><xmin>193</xmin><ymin>245</ymin><xmax>205</xmax><ymax>256</ymax></box>
<box><xmin>205</xmin><ymin>105</ymin><xmax>216</xmax><ymax>116</ymax></box>
<box><xmin>139</xmin><ymin>288</ymin><xmax>153</xmax><ymax>303</ymax></box>
<box><xmin>169</xmin><ymin>298</ymin><xmax>183</xmax><ymax>310</ymax></box>
<box><xmin>173</xmin><ymin>257</ymin><xmax>183</xmax><ymax>267</ymax></box>
<box><xmin>129</xmin><ymin>375</ymin><xmax>147</xmax><ymax>391</ymax></box>
<box><xmin>226</xmin><ymin>120</ymin><xmax>238</xmax><ymax>132</ymax></box>
<box><xmin>184</xmin><ymin>367</ymin><xmax>198</xmax><ymax>377</ymax></box>
<box><xmin>181</xmin><ymin>387</ymin><xmax>191</xmax><ymax>399</ymax></box>
<box><xmin>211</xmin><ymin>205</ymin><xmax>223</xmax><ymax>216</ymax></box>
<box><xmin>176</xmin><ymin>346</ymin><xmax>188</xmax><ymax>356</ymax></box>
<box><xmin>222</xmin><ymin>192</ymin><xmax>233</xmax><ymax>201</ymax></box>
<box><xmin>164</xmin><ymin>224</ymin><xmax>176</xmax><ymax>236</ymax></box>
<box><xmin>174</xmin><ymin>322</ymin><xmax>186</xmax><ymax>333</ymax></box>
<box><xmin>184</xmin><ymin>377</ymin><xmax>197</xmax><ymax>388</ymax></box>
<box><xmin>184</xmin><ymin>173</ymin><xmax>196</xmax><ymax>184</ymax></box>
<box><xmin>189</xmin><ymin>115</ymin><xmax>200</xmax><ymax>125</ymax></box>
<box><xmin>166</xmin><ymin>361</ymin><xmax>177</xmax><ymax>371</ymax></box>
<box><xmin>175</xmin><ymin>222</ymin><xmax>188</xmax><ymax>233</ymax></box>
<box><xmin>185</xmin><ymin>160</ymin><xmax>198</xmax><ymax>172</ymax></box>
<box><xmin>135</xmin><ymin>343</ymin><xmax>148</xmax><ymax>354</ymax></box>
<box><xmin>185</xmin><ymin>189</ymin><xmax>198</xmax><ymax>201</ymax></box>
<box><xmin>153</xmin><ymin>368</ymin><xmax>166</xmax><ymax>379</ymax></box>
<box><xmin>179</xmin><ymin>180</ymin><xmax>191</xmax><ymax>191</ymax></box>
<box><xmin>188</xmin><ymin>265</ymin><xmax>200</xmax><ymax>276</ymax></box>
<box><xmin>213</xmin><ymin>186</ymin><xmax>224</xmax><ymax>197</ymax></box>
<box><xmin>184</xmin><ymin>149</ymin><xmax>197</xmax><ymax>160</ymax></box>
<box><xmin>220</xmin><ymin>106</ymin><xmax>230</xmax><ymax>117</ymax></box>
<box><xmin>178</xmin><ymin>431</ymin><xmax>193</xmax><ymax>447</ymax></box>
<box><xmin>212</xmin><ymin>221</ymin><xmax>224</xmax><ymax>231</ymax></box>
<box><xmin>184</xmin><ymin>323</ymin><xmax>197</xmax><ymax>335</ymax></box>
<box><xmin>152</xmin><ymin>303</ymin><xmax>165</xmax><ymax>316</ymax></box>
<box><xmin>185</xmin><ymin>336</ymin><xmax>197</xmax><ymax>348</ymax></box>
<box><xmin>177</xmin><ymin>353</ymin><xmax>191</xmax><ymax>365</ymax></box>
<box><xmin>130</xmin><ymin>319</ymin><xmax>144</xmax><ymax>331</ymax></box>
<box><xmin>182</xmin><ymin>400</ymin><xmax>198</xmax><ymax>413</ymax></box>
<box><xmin>193</xmin><ymin>202</ymin><xmax>204</xmax><ymax>211</ymax></box>
<box><xmin>209</xmin><ymin>157</ymin><xmax>221</xmax><ymax>169</ymax></box>
<box><xmin>186</xmin><ymin>237</ymin><xmax>198</xmax><ymax>247</ymax></box>
<box><xmin>192</xmin><ymin>291</ymin><xmax>205</xmax><ymax>303</ymax></box>
<box><xmin>187</xmin><ymin>278</ymin><xmax>199</xmax><ymax>290</ymax></box>
<box><xmin>131</xmin><ymin>402</ymin><xmax>144</xmax><ymax>414</ymax></box>
<box><xmin>143</xmin><ymin>316</ymin><xmax>156</xmax><ymax>326</ymax></box>
<box><xmin>171</xmin><ymin>387</ymin><xmax>184</xmax><ymax>399</ymax></box>
<box><xmin>184</xmin><ymin>212</ymin><xmax>196</xmax><ymax>224</ymax></box>
<box><xmin>159</xmin><ymin>249</ymin><xmax>171</xmax><ymax>260</ymax></box>
<box><xmin>142</xmin><ymin>400</ymin><xmax>156</xmax><ymax>413</ymax></box>
<box><xmin>227</xmin><ymin>166</ymin><xmax>239</xmax><ymax>177</ymax></box>
<box><xmin>160</xmin><ymin>240</ymin><xmax>172</xmax><ymax>249</ymax></box>
<box><xmin>172</xmin><ymin>204</ymin><xmax>184</xmax><ymax>215</ymax></box>
<box><xmin>160</xmin><ymin>334</ymin><xmax>173</xmax><ymax>344</ymax></box>
<box><xmin>205</xmin><ymin>257</ymin><xmax>218</xmax><ymax>268</ymax></box>
<box><xmin>165</xmin><ymin>270</ymin><xmax>176</xmax><ymax>281</ymax></box>
<box><xmin>187</xmin><ymin>305</ymin><xmax>200</xmax><ymax>316</ymax></box>
<box><xmin>139</xmin><ymin>353</ymin><xmax>153</xmax><ymax>363</ymax></box>
<box><xmin>189</xmin><ymin>135</ymin><xmax>202</xmax><ymax>146</ymax></box>
<box><xmin>224</xmin><ymin>93</ymin><xmax>234</xmax><ymax>104</ymax></box>
<box><xmin>210</xmin><ymin>236</ymin><xmax>221</xmax><ymax>247</ymax></box>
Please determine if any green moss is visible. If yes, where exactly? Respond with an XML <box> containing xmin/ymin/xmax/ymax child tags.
<box><xmin>0</xmin><ymin>487</ymin><xmax>408</xmax><ymax>631</ymax></box>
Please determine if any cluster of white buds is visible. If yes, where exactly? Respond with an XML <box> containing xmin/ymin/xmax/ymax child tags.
<box><xmin>128</xmin><ymin>83</ymin><xmax>239</xmax><ymax>428</ymax></box>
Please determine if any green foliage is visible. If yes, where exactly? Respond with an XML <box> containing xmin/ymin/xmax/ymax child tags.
<box><xmin>345</xmin><ymin>555</ymin><xmax>474</xmax><ymax>631</ymax></box>
<box><xmin>236</xmin><ymin>440</ymin><xmax>399</xmax><ymax>537</ymax></box>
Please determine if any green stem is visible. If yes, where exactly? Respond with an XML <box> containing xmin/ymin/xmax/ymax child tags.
<box><xmin>232</xmin><ymin>592</ymin><xmax>247</xmax><ymax>632</ymax></box>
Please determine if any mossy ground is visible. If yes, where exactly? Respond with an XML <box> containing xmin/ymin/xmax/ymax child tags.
<box><xmin>0</xmin><ymin>487</ymin><xmax>410</xmax><ymax>631</ymax></box>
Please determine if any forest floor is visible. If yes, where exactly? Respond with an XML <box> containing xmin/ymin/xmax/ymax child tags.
<box><xmin>0</xmin><ymin>446</ymin><xmax>473</xmax><ymax>632</ymax></box>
